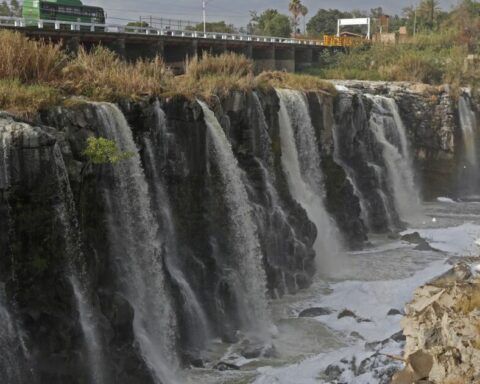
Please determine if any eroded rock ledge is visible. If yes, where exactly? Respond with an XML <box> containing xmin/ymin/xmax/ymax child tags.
<box><xmin>393</xmin><ymin>262</ymin><xmax>480</xmax><ymax>384</ymax></box>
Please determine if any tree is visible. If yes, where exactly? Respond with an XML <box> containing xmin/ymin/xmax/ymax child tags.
<box><xmin>300</xmin><ymin>4</ymin><xmax>308</xmax><ymax>35</ymax></box>
<box><xmin>249</xmin><ymin>9</ymin><xmax>292</xmax><ymax>37</ymax></box>
<box><xmin>307</xmin><ymin>9</ymin><xmax>352</xmax><ymax>37</ymax></box>
<box><xmin>289</xmin><ymin>0</ymin><xmax>304</xmax><ymax>36</ymax></box>
<box><xmin>9</xmin><ymin>0</ymin><xmax>20</xmax><ymax>16</ymax></box>
<box><xmin>418</xmin><ymin>0</ymin><xmax>441</xmax><ymax>30</ymax></box>
<box><xmin>370</xmin><ymin>6</ymin><xmax>384</xmax><ymax>19</ymax></box>
<box><xmin>0</xmin><ymin>1</ymin><xmax>10</xmax><ymax>16</ymax></box>
<box><xmin>127</xmin><ymin>21</ymin><xmax>149</xmax><ymax>28</ymax></box>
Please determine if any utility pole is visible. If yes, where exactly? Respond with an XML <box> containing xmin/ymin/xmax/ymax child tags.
<box><xmin>413</xmin><ymin>6</ymin><xmax>417</xmax><ymax>36</ymax></box>
<box><xmin>202</xmin><ymin>0</ymin><xmax>206</xmax><ymax>33</ymax></box>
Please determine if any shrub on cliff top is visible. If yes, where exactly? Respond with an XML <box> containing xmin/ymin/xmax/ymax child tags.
<box><xmin>165</xmin><ymin>52</ymin><xmax>256</xmax><ymax>98</ymax></box>
<box><xmin>0</xmin><ymin>30</ymin><xmax>66</xmax><ymax>83</ymax></box>
<box><xmin>256</xmin><ymin>71</ymin><xmax>337</xmax><ymax>95</ymax></box>
<box><xmin>0</xmin><ymin>31</ymin><xmax>337</xmax><ymax>115</ymax></box>
<box><xmin>62</xmin><ymin>47</ymin><xmax>171</xmax><ymax>100</ymax></box>
<box><xmin>185</xmin><ymin>52</ymin><xmax>254</xmax><ymax>79</ymax></box>
<box><xmin>0</xmin><ymin>79</ymin><xmax>60</xmax><ymax>119</ymax></box>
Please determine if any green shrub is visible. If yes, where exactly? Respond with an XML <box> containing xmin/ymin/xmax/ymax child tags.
<box><xmin>82</xmin><ymin>137</ymin><xmax>133</xmax><ymax>164</ymax></box>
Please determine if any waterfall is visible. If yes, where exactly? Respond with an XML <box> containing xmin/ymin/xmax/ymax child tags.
<box><xmin>53</xmin><ymin>143</ymin><xmax>108</xmax><ymax>384</ymax></box>
<box><xmin>0</xmin><ymin>129</ymin><xmax>11</xmax><ymax>189</ymax></box>
<box><xmin>198</xmin><ymin>100</ymin><xmax>271</xmax><ymax>338</ymax></box>
<box><xmin>276</xmin><ymin>89</ymin><xmax>343</xmax><ymax>275</ymax></box>
<box><xmin>94</xmin><ymin>103</ymin><xmax>178</xmax><ymax>384</ymax></box>
<box><xmin>458</xmin><ymin>94</ymin><xmax>479</xmax><ymax>196</ymax></box>
<box><xmin>0</xmin><ymin>287</ymin><xmax>24</xmax><ymax>383</ymax></box>
<box><xmin>144</xmin><ymin>102</ymin><xmax>211</xmax><ymax>350</ymax></box>
<box><xmin>367</xmin><ymin>95</ymin><xmax>422</xmax><ymax>223</ymax></box>
<box><xmin>70</xmin><ymin>277</ymin><xmax>106</xmax><ymax>384</ymax></box>
<box><xmin>0</xmin><ymin>127</ymin><xmax>29</xmax><ymax>384</ymax></box>
<box><xmin>459</xmin><ymin>95</ymin><xmax>478</xmax><ymax>167</ymax></box>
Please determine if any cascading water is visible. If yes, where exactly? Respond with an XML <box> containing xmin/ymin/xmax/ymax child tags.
<box><xmin>53</xmin><ymin>143</ymin><xmax>107</xmax><ymax>384</ymax></box>
<box><xmin>249</xmin><ymin>92</ymin><xmax>314</xmax><ymax>295</ymax></box>
<box><xmin>144</xmin><ymin>102</ymin><xmax>210</xmax><ymax>350</ymax></box>
<box><xmin>276</xmin><ymin>89</ymin><xmax>343</xmax><ymax>274</ymax></box>
<box><xmin>70</xmin><ymin>276</ymin><xmax>106</xmax><ymax>384</ymax></box>
<box><xmin>94</xmin><ymin>103</ymin><xmax>178</xmax><ymax>383</ymax></box>
<box><xmin>367</xmin><ymin>95</ymin><xmax>422</xmax><ymax>223</ymax></box>
<box><xmin>0</xmin><ymin>127</ymin><xmax>30</xmax><ymax>384</ymax></box>
<box><xmin>458</xmin><ymin>94</ymin><xmax>479</xmax><ymax>196</ymax></box>
<box><xmin>0</xmin><ymin>288</ymin><xmax>24</xmax><ymax>384</ymax></box>
<box><xmin>198</xmin><ymin>100</ymin><xmax>271</xmax><ymax>338</ymax></box>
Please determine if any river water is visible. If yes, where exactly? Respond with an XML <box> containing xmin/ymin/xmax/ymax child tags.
<box><xmin>186</xmin><ymin>198</ymin><xmax>480</xmax><ymax>384</ymax></box>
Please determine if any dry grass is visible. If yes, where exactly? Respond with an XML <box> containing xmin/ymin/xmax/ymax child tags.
<box><xmin>164</xmin><ymin>52</ymin><xmax>336</xmax><ymax>99</ymax></box>
<box><xmin>61</xmin><ymin>46</ymin><xmax>171</xmax><ymax>100</ymax></box>
<box><xmin>256</xmin><ymin>71</ymin><xmax>336</xmax><ymax>95</ymax></box>
<box><xmin>0</xmin><ymin>79</ymin><xmax>61</xmax><ymax>119</ymax></box>
<box><xmin>0</xmin><ymin>30</ymin><xmax>66</xmax><ymax>83</ymax></box>
<box><xmin>164</xmin><ymin>52</ymin><xmax>256</xmax><ymax>99</ymax></box>
<box><xmin>0</xmin><ymin>31</ymin><xmax>338</xmax><ymax>116</ymax></box>
<box><xmin>185</xmin><ymin>52</ymin><xmax>253</xmax><ymax>80</ymax></box>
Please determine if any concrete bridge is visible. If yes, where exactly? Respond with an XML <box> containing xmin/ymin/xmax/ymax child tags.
<box><xmin>0</xmin><ymin>16</ymin><xmax>343</xmax><ymax>73</ymax></box>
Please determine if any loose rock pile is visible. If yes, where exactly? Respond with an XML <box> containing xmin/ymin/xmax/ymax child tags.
<box><xmin>393</xmin><ymin>263</ymin><xmax>480</xmax><ymax>384</ymax></box>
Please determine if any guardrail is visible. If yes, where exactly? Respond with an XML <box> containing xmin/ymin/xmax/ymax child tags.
<box><xmin>0</xmin><ymin>16</ymin><xmax>330</xmax><ymax>46</ymax></box>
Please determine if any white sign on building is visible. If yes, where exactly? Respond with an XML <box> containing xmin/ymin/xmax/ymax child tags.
<box><xmin>337</xmin><ymin>18</ymin><xmax>371</xmax><ymax>39</ymax></box>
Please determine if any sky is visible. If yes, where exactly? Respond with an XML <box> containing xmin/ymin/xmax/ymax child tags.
<box><xmin>88</xmin><ymin>0</ymin><xmax>460</xmax><ymax>27</ymax></box>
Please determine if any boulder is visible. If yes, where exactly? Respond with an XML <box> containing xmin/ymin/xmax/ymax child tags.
<box><xmin>298</xmin><ymin>307</ymin><xmax>333</xmax><ymax>317</ymax></box>
<box><xmin>338</xmin><ymin>309</ymin><xmax>356</xmax><ymax>319</ymax></box>
<box><xmin>387</xmin><ymin>308</ymin><xmax>403</xmax><ymax>316</ymax></box>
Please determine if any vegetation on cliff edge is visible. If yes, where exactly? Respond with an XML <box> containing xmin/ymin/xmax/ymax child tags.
<box><xmin>305</xmin><ymin>0</ymin><xmax>480</xmax><ymax>91</ymax></box>
<box><xmin>0</xmin><ymin>30</ymin><xmax>335</xmax><ymax>118</ymax></box>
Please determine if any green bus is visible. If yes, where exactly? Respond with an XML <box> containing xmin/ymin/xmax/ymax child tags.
<box><xmin>22</xmin><ymin>0</ymin><xmax>105</xmax><ymax>24</ymax></box>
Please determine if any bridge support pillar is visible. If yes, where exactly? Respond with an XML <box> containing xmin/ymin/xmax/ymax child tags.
<box><xmin>107</xmin><ymin>38</ymin><xmax>126</xmax><ymax>59</ymax></box>
<box><xmin>252</xmin><ymin>45</ymin><xmax>275</xmax><ymax>73</ymax></box>
<box><xmin>189</xmin><ymin>40</ymin><xmax>199</xmax><ymax>58</ymax></box>
<box><xmin>243</xmin><ymin>44</ymin><xmax>253</xmax><ymax>59</ymax></box>
<box><xmin>295</xmin><ymin>47</ymin><xmax>313</xmax><ymax>71</ymax></box>
<box><xmin>275</xmin><ymin>46</ymin><xmax>295</xmax><ymax>72</ymax></box>
<box><xmin>64</xmin><ymin>36</ymin><xmax>80</xmax><ymax>55</ymax></box>
<box><xmin>145</xmin><ymin>39</ymin><xmax>164</xmax><ymax>59</ymax></box>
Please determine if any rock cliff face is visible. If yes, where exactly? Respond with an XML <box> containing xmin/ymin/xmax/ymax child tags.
<box><xmin>0</xmin><ymin>83</ymin><xmax>477</xmax><ymax>383</ymax></box>
<box><xmin>335</xmin><ymin>81</ymin><xmax>472</xmax><ymax>200</ymax></box>
<box><xmin>393</xmin><ymin>263</ymin><xmax>480</xmax><ymax>384</ymax></box>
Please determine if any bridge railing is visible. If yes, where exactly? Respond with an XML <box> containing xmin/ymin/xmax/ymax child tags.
<box><xmin>0</xmin><ymin>16</ymin><xmax>328</xmax><ymax>46</ymax></box>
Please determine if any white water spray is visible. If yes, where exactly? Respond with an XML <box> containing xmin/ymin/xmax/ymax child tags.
<box><xmin>198</xmin><ymin>100</ymin><xmax>272</xmax><ymax>338</ymax></box>
<box><xmin>367</xmin><ymin>95</ymin><xmax>422</xmax><ymax>223</ymax></box>
<box><xmin>276</xmin><ymin>89</ymin><xmax>344</xmax><ymax>275</ymax></box>
<box><xmin>95</xmin><ymin>103</ymin><xmax>178</xmax><ymax>384</ymax></box>
<box><xmin>52</xmin><ymin>143</ymin><xmax>107</xmax><ymax>384</ymax></box>
<box><xmin>459</xmin><ymin>95</ymin><xmax>478</xmax><ymax>168</ymax></box>
<box><xmin>144</xmin><ymin>103</ymin><xmax>211</xmax><ymax>348</ymax></box>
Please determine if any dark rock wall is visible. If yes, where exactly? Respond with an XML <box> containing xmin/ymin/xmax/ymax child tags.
<box><xmin>0</xmin><ymin>83</ymin><xmax>471</xmax><ymax>383</ymax></box>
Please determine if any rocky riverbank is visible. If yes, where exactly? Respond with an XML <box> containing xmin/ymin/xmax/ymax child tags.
<box><xmin>393</xmin><ymin>261</ymin><xmax>480</xmax><ymax>384</ymax></box>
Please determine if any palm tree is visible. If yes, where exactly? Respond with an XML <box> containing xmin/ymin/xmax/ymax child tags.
<box><xmin>289</xmin><ymin>0</ymin><xmax>303</xmax><ymax>36</ymax></box>
<box><xmin>419</xmin><ymin>0</ymin><xmax>441</xmax><ymax>30</ymax></box>
<box><xmin>300</xmin><ymin>4</ymin><xmax>308</xmax><ymax>35</ymax></box>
